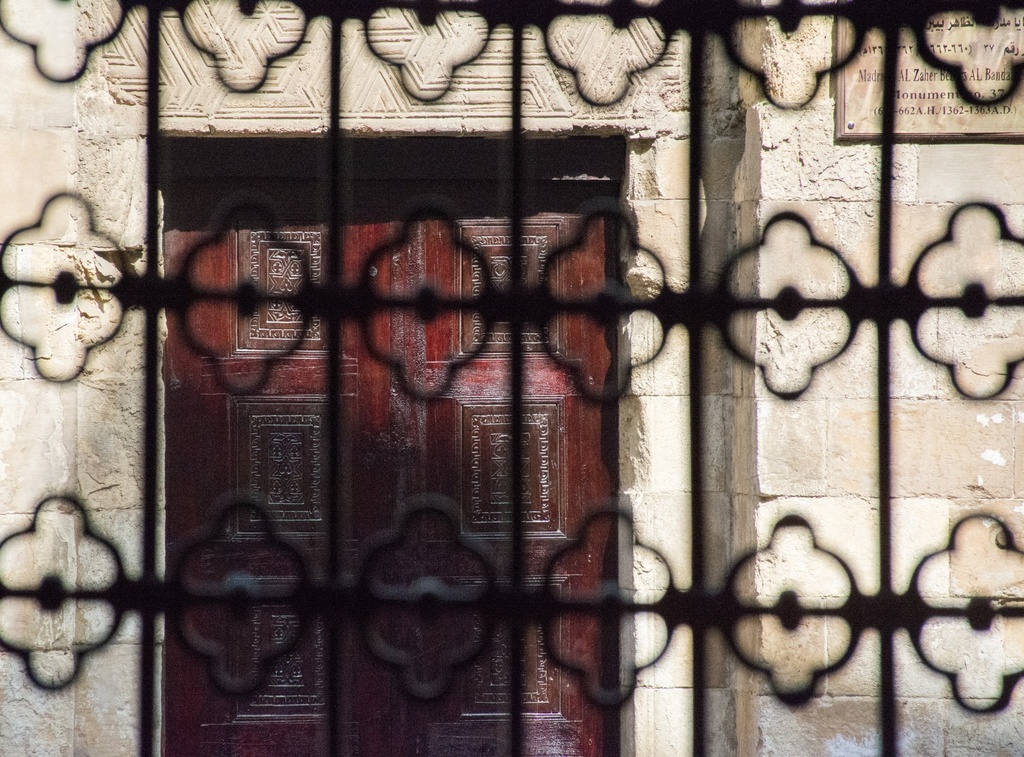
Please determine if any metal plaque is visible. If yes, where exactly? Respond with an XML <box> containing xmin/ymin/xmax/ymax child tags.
<box><xmin>838</xmin><ymin>12</ymin><xmax>1024</xmax><ymax>139</ymax></box>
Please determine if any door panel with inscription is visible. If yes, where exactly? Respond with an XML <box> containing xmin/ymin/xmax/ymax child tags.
<box><xmin>163</xmin><ymin>145</ymin><xmax>620</xmax><ymax>757</ymax></box>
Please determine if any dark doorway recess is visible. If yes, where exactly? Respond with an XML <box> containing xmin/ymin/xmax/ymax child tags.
<box><xmin>162</xmin><ymin>136</ymin><xmax>625</xmax><ymax>757</ymax></box>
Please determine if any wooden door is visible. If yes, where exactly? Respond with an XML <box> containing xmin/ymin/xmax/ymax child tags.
<box><xmin>163</xmin><ymin>167</ymin><xmax>619</xmax><ymax>757</ymax></box>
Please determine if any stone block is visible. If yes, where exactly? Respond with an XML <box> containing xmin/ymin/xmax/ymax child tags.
<box><xmin>892</xmin><ymin>498</ymin><xmax>951</xmax><ymax>596</ymax></box>
<box><xmin>823</xmin><ymin>627</ymin><xmax>880</xmax><ymax>698</ymax></box>
<box><xmin>754</xmin><ymin>103</ymin><xmax>879</xmax><ymax>204</ymax></box>
<box><xmin>0</xmin><ymin>31</ymin><xmax>75</xmax><ymax>129</ymax></box>
<box><xmin>918</xmin><ymin>144</ymin><xmax>1024</xmax><ymax>205</ymax></box>
<box><xmin>0</xmin><ymin>380</ymin><xmax>74</xmax><ymax>514</ymax></box>
<box><xmin>755</xmin><ymin>693</ymin><xmax>880</xmax><ymax>756</ymax></box>
<box><xmin>619</xmin><ymin>395</ymin><xmax>689</xmax><ymax>495</ymax></box>
<box><xmin>701</xmin><ymin>396</ymin><xmax>729</xmax><ymax>494</ymax></box>
<box><xmin>918</xmin><ymin>615</ymin><xmax>1024</xmax><ymax>703</ymax></box>
<box><xmin>0</xmin><ymin>651</ymin><xmax>73</xmax><ymax>757</ymax></box>
<box><xmin>944</xmin><ymin>688</ymin><xmax>1024</xmax><ymax>756</ymax></box>
<box><xmin>704</xmin><ymin>686</ymin><xmax>737</xmax><ymax>757</ymax></box>
<box><xmin>73</xmin><ymin>642</ymin><xmax>139</xmax><ymax>757</ymax></box>
<box><xmin>86</xmin><ymin>507</ymin><xmax>144</xmax><ymax>583</ymax></box>
<box><xmin>892</xmin><ymin>399</ymin><xmax>1016</xmax><ymax>499</ymax></box>
<box><xmin>630</xmin><ymin>491</ymin><xmax>689</xmax><ymax>590</ymax></box>
<box><xmin>825</xmin><ymin>399</ymin><xmax>878</xmax><ymax>497</ymax></box>
<box><xmin>754</xmin><ymin>496</ymin><xmax>879</xmax><ymax>594</ymax></box>
<box><xmin>891</xmin><ymin>201</ymin><xmax>960</xmax><ymax>287</ymax></box>
<box><xmin>627</xmin><ymin>323</ymin><xmax>687</xmax><ymax>398</ymax></box>
<box><xmin>73</xmin><ymin>6</ymin><xmax>147</xmax><ymax>138</ymax></box>
<box><xmin>0</xmin><ymin>129</ymin><xmax>74</xmax><ymax>244</ymax></box>
<box><xmin>801</xmin><ymin>325</ymin><xmax>877</xmax><ymax>404</ymax></box>
<box><xmin>754</xmin><ymin>200</ymin><xmax>878</xmax><ymax>290</ymax></box>
<box><xmin>898</xmin><ymin>698</ymin><xmax>947</xmax><ymax>756</ymax></box>
<box><xmin>78</xmin><ymin>309</ymin><xmax>145</xmax><ymax>389</ymax></box>
<box><xmin>633</xmin><ymin>685</ymin><xmax>692</xmax><ymax>757</ymax></box>
<box><xmin>755</xmin><ymin>397</ymin><xmax>828</xmax><ymax>498</ymax></box>
<box><xmin>891</xmin><ymin>320</ymin><xmax>953</xmax><ymax>401</ymax></box>
<box><xmin>650</xmin><ymin>137</ymin><xmax>690</xmax><ymax>201</ymax></box>
<box><xmin>76</xmin><ymin>382</ymin><xmax>143</xmax><ymax>514</ymax></box>
<box><xmin>630</xmin><ymin>198</ymin><xmax>689</xmax><ymax>292</ymax></box>
<box><xmin>703</xmin><ymin>138</ymin><xmax>744</xmax><ymax>206</ymax></box>
<box><xmin>637</xmin><ymin>622</ymin><xmax>691</xmax><ymax>689</ymax></box>
<box><xmin>894</xmin><ymin>630</ymin><xmax>951</xmax><ymax>699</ymax></box>
<box><xmin>0</xmin><ymin>335</ymin><xmax>32</xmax><ymax>381</ymax></box>
<box><xmin>77</xmin><ymin>137</ymin><xmax>147</xmax><ymax>251</ymax></box>
<box><xmin>702</xmin><ymin>491</ymin><xmax>735</xmax><ymax>590</ymax></box>
<box><xmin>734</xmin><ymin>614</ymin><xmax>845</xmax><ymax>698</ymax></box>
<box><xmin>940</xmin><ymin>507</ymin><xmax>1024</xmax><ymax>601</ymax></box>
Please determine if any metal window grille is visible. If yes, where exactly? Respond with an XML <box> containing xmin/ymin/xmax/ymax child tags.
<box><xmin>2</xmin><ymin>2</ymin><xmax>1024</xmax><ymax>756</ymax></box>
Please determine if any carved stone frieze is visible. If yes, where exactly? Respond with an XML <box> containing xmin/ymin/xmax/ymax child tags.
<box><xmin>91</xmin><ymin>7</ymin><xmax>683</xmax><ymax>136</ymax></box>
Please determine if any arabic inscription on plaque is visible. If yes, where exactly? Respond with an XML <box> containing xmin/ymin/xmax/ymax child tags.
<box><xmin>838</xmin><ymin>12</ymin><xmax>1024</xmax><ymax>138</ymax></box>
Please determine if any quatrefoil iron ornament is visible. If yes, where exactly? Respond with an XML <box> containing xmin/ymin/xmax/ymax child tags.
<box><xmin>361</xmin><ymin>209</ymin><xmax>492</xmax><ymax>400</ymax></box>
<box><xmin>545</xmin><ymin>15</ymin><xmax>667</xmax><ymax>107</ymax></box>
<box><xmin>175</xmin><ymin>497</ymin><xmax>308</xmax><ymax>695</ymax></box>
<box><xmin>721</xmin><ymin>212</ymin><xmax>856</xmax><ymax>399</ymax></box>
<box><xmin>911</xmin><ymin>516</ymin><xmax>1024</xmax><ymax>712</ymax></box>
<box><xmin>911</xmin><ymin>204</ymin><xmax>1024</xmax><ymax>399</ymax></box>
<box><xmin>366</xmin><ymin>8</ymin><xmax>489</xmax><ymax>102</ymax></box>
<box><xmin>181</xmin><ymin>0</ymin><xmax>308</xmax><ymax>93</ymax></box>
<box><xmin>542</xmin><ymin>510</ymin><xmax>672</xmax><ymax>705</ymax></box>
<box><xmin>541</xmin><ymin>208</ymin><xmax>667</xmax><ymax>402</ymax></box>
<box><xmin>727</xmin><ymin>12</ymin><xmax>862</xmax><ymax>109</ymax></box>
<box><xmin>725</xmin><ymin>515</ymin><xmax>859</xmax><ymax>704</ymax></box>
<box><xmin>0</xmin><ymin>496</ymin><xmax>124</xmax><ymax>689</ymax></box>
<box><xmin>0</xmin><ymin>194</ymin><xmax>129</xmax><ymax>382</ymax></box>
<box><xmin>915</xmin><ymin>10</ymin><xmax>1024</xmax><ymax>105</ymax></box>
<box><xmin>360</xmin><ymin>495</ymin><xmax>493</xmax><ymax>700</ymax></box>
<box><xmin>0</xmin><ymin>0</ymin><xmax>123</xmax><ymax>82</ymax></box>
<box><xmin>175</xmin><ymin>200</ymin><xmax>317</xmax><ymax>394</ymax></box>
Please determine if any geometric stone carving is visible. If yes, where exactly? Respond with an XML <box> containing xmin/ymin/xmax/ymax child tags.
<box><xmin>366</xmin><ymin>9</ymin><xmax>488</xmax><ymax>102</ymax></box>
<box><xmin>546</xmin><ymin>16</ymin><xmax>666</xmax><ymax>106</ymax></box>
<box><xmin>94</xmin><ymin>11</ymin><xmax>684</xmax><ymax>135</ymax></box>
<box><xmin>181</xmin><ymin>0</ymin><xmax>307</xmax><ymax>92</ymax></box>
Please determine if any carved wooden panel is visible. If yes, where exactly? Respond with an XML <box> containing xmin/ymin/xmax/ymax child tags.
<box><xmin>465</xmin><ymin>623</ymin><xmax>561</xmax><ymax>716</ymax></box>
<box><xmin>427</xmin><ymin>719</ymin><xmax>579</xmax><ymax>757</ymax></box>
<box><xmin>458</xmin><ymin>218</ymin><xmax>569</xmax><ymax>357</ymax></box>
<box><xmin>238</xmin><ymin>230</ymin><xmax>324</xmax><ymax>352</ymax></box>
<box><xmin>234</xmin><ymin>611</ymin><xmax>327</xmax><ymax>720</ymax></box>
<box><xmin>461</xmin><ymin>402</ymin><xmax>563</xmax><ymax>534</ymax></box>
<box><xmin>234</xmin><ymin>399</ymin><xmax>325</xmax><ymax>534</ymax></box>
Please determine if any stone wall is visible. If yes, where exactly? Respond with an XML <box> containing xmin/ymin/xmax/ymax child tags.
<box><xmin>3</xmin><ymin>3</ymin><xmax>1023</xmax><ymax>756</ymax></box>
<box><xmin>735</xmin><ymin>15</ymin><xmax>1024</xmax><ymax>756</ymax></box>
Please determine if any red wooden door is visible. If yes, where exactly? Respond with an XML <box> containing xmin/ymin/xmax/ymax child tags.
<box><xmin>163</xmin><ymin>176</ymin><xmax>618</xmax><ymax>757</ymax></box>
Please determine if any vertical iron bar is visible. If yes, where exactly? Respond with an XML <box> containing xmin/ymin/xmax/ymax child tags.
<box><xmin>326</xmin><ymin>12</ymin><xmax>344</xmax><ymax>757</ymax></box>
<box><xmin>509</xmin><ymin>19</ymin><xmax>526</xmax><ymax>757</ymax></box>
<box><xmin>141</xmin><ymin>5</ymin><xmax>161</xmax><ymax>757</ymax></box>
<box><xmin>687</xmin><ymin>27</ymin><xmax>707</xmax><ymax>757</ymax></box>
<box><xmin>877</xmin><ymin>16</ymin><xmax>899</xmax><ymax>757</ymax></box>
